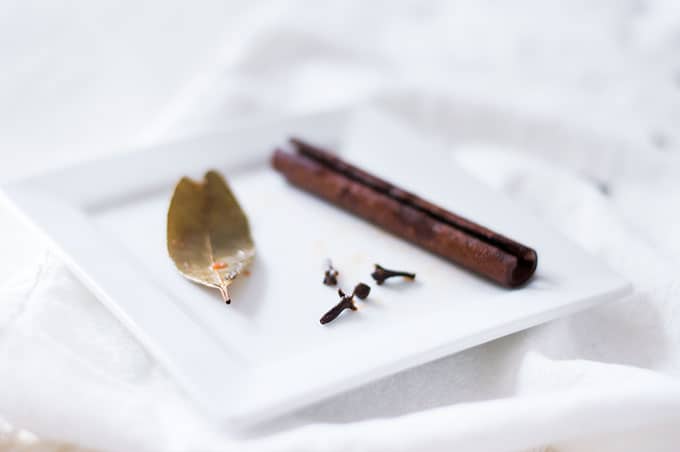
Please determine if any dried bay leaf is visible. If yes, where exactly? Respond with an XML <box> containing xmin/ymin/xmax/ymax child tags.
<box><xmin>167</xmin><ymin>170</ymin><xmax>255</xmax><ymax>303</ymax></box>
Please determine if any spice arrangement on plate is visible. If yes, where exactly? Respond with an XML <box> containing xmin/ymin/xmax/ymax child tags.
<box><xmin>167</xmin><ymin>170</ymin><xmax>255</xmax><ymax>304</ymax></box>
<box><xmin>166</xmin><ymin>137</ymin><xmax>537</xmax><ymax>321</ymax></box>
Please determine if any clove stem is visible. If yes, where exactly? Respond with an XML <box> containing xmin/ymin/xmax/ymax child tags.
<box><xmin>371</xmin><ymin>264</ymin><xmax>416</xmax><ymax>285</ymax></box>
<box><xmin>320</xmin><ymin>296</ymin><xmax>356</xmax><ymax>324</ymax></box>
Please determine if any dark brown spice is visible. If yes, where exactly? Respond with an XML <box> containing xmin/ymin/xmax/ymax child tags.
<box><xmin>353</xmin><ymin>282</ymin><xmax>371</xmax><ymax>300</ymax></box>
<box><xmin>371</xmin><ymin>264</ymin><xmax>416</xmax><ymax>285</ymax></box>
<box><xmin>320</xmin><ymin>288</ymin><xmax>357</xmax><ymax>325</ymax></box>
<box><xmin>323</xmin><ymin>260</ymin><xmax>339</xmax><ymax>286</ymax></box>
<box><xmin>271</xmin><ymin>140</ymin><xmax>538</xmax><ymax>288</ymax></box>
<box><xmin>320</xmin><ymin>283</ymin><xmax>372</xmax><ymax>325</ymax></box>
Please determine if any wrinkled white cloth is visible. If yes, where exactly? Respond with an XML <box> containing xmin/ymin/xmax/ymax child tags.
<box><xmin>2</xmin><ymin>1</ymin><xmax>680</xmax><ymax>451</ymax></box>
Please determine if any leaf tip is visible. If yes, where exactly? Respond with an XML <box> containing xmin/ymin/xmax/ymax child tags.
<box><xmin>218</xmin><ymin>285</ymin><xmax>230</xmax><ymax>304</ymax></box>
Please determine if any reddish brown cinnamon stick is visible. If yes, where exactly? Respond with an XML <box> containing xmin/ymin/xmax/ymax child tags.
<box><xmin>272</xmin><ymin>139</ymin><xmax>537</xmax><ymax>287</ymax></box>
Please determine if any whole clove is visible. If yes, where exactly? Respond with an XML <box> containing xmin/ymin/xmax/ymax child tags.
<box><xmin>320</xmin><ymin>283</ymin><xmax>372</xmax><ymax>325</ymax></box>
<box><xmin>371</xmin><ymin>264</ymin><xmax>416</xmax><ymax>285</ymax></box>
<box><xmin>323</xmin><ymin>260</ymin><xmax>339</xmax><ymax>286</ymax></box>
<box><xmin>320</xmin><ymin>288</ymin><xmax>357</xmax><ymax>325</ymax></box>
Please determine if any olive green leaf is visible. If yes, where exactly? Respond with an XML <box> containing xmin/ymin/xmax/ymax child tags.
<box><xmin>167</xmin><ymin>170</ymin><xmax>255</xmax><ymax>303</ymax></box>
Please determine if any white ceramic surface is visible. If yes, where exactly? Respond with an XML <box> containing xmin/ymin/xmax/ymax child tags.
<box><xmin>0</xmin><ymin>108</ymin><xmax>631</xmax><ymax>427</ymax></box>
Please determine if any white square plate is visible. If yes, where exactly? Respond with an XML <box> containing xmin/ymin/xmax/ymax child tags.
<box><xmin>1</xmin><ymin>107</ymin><xmax>631</xmax><ymax>427</ymax></box>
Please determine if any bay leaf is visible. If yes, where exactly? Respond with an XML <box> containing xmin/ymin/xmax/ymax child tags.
<box><xmin>167</xmin><ymin>170</ymin><xmax>255</xmax><ymax>303</ymax></box>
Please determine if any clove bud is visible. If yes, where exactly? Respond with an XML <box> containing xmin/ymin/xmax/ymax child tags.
<box><xmin>371</xmin><ymin>264</ymin><xmax>416</xmax><ymax>285</ymax></box>
<box><xmin>353</xmin><ymin>282</ymin><xmax>371</xmax><ymax>300</ymax></box>
<box><xmin>323</xmin><ymin>260</ymin><xmax>339</xmax><ymax>286</ymax></box>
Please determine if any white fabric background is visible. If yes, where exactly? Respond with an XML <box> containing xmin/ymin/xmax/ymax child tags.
<box><xmin>2</xmin><ymin>1</ymin><xmax>680</xmax><ymax>451</ymax></box>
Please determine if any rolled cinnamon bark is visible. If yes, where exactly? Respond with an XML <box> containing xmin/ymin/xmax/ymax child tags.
<box><xmin>272</xmin><ymin>139</ymin><xmax>537</xmax><ymax>287</ymax></box>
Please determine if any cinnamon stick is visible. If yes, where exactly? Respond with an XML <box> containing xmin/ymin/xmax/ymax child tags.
<box><xmin>271</xmin><ymin>139</ymin><xmax>537</xmax><ymax>287</ymax></box>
